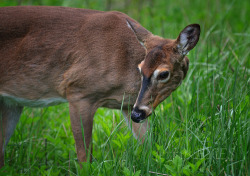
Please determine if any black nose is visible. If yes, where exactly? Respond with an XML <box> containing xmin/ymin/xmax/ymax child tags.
<box><xmin>131</xmin><ymin>107</ymin><xmax>146</xmax><ymax>123</ymax></box>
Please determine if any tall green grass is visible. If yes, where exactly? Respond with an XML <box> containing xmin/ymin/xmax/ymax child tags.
<box><xmin>1</xmin><ymin>0</ymin><xmax>249</xmax><ymax>175</ymax></box>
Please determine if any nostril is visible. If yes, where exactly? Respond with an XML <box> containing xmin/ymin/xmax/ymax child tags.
<box><xmin>132</xmin><ymin>110</ymin><xmax>142</xmax><ymax>118</ymax></box>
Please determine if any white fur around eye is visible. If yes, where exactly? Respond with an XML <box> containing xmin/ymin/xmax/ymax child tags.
<box><xmin>153</xmin><ymin>69</ymin><xmax>171</xmax><ymax>83</ymax></box>
<box><xmin>153</xmin><ymin>69</ymin><xmax>160</xmax><ymax>79</ymax></box>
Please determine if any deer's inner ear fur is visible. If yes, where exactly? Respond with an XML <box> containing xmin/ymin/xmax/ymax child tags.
<box><xmin>176</xmin><ymin>24</ymin><xmax>200</xmax><ymax>56</ymax></box>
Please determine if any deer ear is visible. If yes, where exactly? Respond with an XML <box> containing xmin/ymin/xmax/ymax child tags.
<box><xmin>126</xmin><ymin>19</ymin><xmax>152</xmax><ymax>45</ymax></box>
<box><xmin>176</xmin><ymin>24</ymin><xmax>200</xmax><ymax>55</ymax></box>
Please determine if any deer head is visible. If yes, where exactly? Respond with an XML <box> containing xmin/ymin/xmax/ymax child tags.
<box><xmin>127</xmin><ymin>19</ymin><xmax>200</xmax><ymax>123</ymax></box>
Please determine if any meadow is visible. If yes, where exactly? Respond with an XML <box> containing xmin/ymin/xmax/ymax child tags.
<box><xmin>0</xmin><ymin>0</ymin><xmax>249</xmax><ymax>175</ymax></box>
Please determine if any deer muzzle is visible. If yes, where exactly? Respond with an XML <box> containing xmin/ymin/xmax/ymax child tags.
<box><xmin>131</xmin><ymin>106</ymin><xmax>152</xmax><ymax>123</ymax></box>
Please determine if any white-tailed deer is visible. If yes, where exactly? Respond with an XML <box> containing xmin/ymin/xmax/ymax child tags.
<box><xmin>0</xmin><ymin>6</ymin><xmax>200</xmax><ymax>167</ymax></box>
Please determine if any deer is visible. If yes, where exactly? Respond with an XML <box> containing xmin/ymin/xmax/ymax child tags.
<box><xmin>0</xmin><ymin>6</ymin><xmax>200</xmax><ymax>168</ymax></box>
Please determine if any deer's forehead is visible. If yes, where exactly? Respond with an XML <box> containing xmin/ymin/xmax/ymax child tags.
<box><xmin>139</xmin><ymin>50</ymin><xmax>174</xmax><ymax>77</ymax></box>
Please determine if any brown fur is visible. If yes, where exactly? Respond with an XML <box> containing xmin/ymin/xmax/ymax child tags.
<box><xmin>0</xmin><ymin>6</ymin><xmax>200</xmax><ymax>167</ymax></box>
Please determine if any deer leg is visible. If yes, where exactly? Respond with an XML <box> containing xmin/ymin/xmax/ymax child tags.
<box><xmin>123</xmin><ymin>110</ymin><xmax>150</xmax><ymax>143</ymax></box>
<box><xmin>0</xmin><ymin>102</ymin><xmax>23</xmax><ymax>168</ymax></box>
<box><xmin>68</xmin><ymin>100</ymin><xmax>97</xmax><ymax>164</ymax></box>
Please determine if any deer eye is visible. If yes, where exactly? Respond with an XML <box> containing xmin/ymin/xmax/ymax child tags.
<box><xmin>157</xmin><ymin>71</ymin><xmax>170</xmax><ymax>81</ymax></box>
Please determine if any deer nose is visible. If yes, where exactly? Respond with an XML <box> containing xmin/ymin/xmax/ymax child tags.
<box><xmin>131</xmin><ymin>107</ymin><xmax>146</xmax><ymax>123</ymax></box>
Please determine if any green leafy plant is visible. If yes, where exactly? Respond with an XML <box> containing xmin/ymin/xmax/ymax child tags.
<box><xmin>164</xmin><ymin>155</ymin><xmax>205</xmax><ymax>176</ymax></box>
<box><xmin>123</xmin><ymin>167</ymin><xmax>141</xmax><ymax>176</ymax></box>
